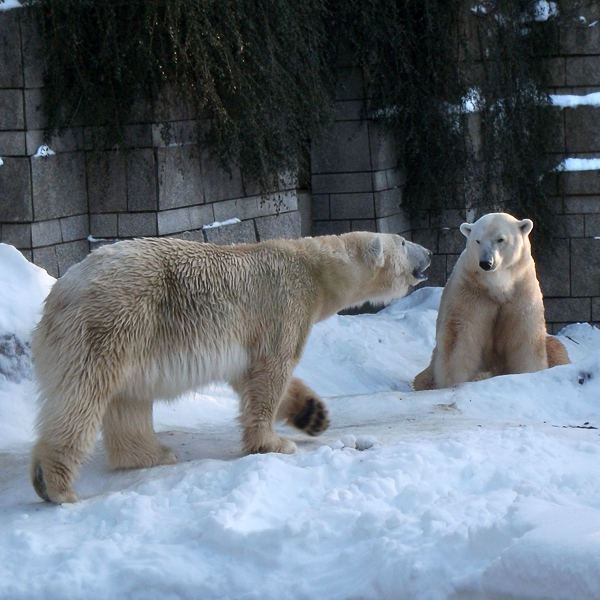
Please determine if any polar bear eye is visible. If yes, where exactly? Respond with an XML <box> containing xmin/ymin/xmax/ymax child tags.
<box><xmin>497</xmin><ymin>238</ymin><xmax>504</xmax><ymax>243</ymax></box>
<box><xmin>476</xmin><ymin>240</ymin><xmax>481</xmax><ymax>245</ymax></box>
<box><xmin>402</xmin><ymin>240</ymin><xmax>406</xmax><ymax>247</ymax></box>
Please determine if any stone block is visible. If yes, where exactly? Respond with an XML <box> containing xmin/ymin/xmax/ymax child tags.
<box><xmin>438</xmin><ymin>228</ymin><xmax>466</xmax><ymax>255</ymax></box>
<box><xmin>335</xmin><ymin>67</ymin><xmax>364</xmax><ymax>101</ymax></box>
<box><xmin>124</xmin><ymin>124</ymin><xmax>153</xmax><ymax>148</ymax></box>
<box><xmin>422</xmin><ymin>254</ymin><xmax>447</xmax><ymax>288</ymax></box>
<box><xmin>61</xmin><ymin>214</ymin><xmax>89</xmax><ymax>242</ymax></box>
<box><xmin>535</xmin><ymin>239</ymin><xmax>570</xmax><ymax>297</ymax></box>
<box><xmin>1</xmin><ymin>223</ymin><xmax>31</xmax><ymax>248</ymax></box>
<box><xmin>203</xmin><ymin>219</ymin><xmax>257</xmax><ymax>245</ymax></box>
<box><xmin>311</xmin><ymin>120</ymin><xmax>371</xmax><ymax>174</ymax></box>
<box><xmin>87</xmin><ymin>151</ymin><xmax>127</xmax><ymax>214</ymax></box>
<box><xmin>446</xmin><ymin>254</ymin><xmax>460</xmax><ymax>277</ymax></box>
<box><xmin>0</xmin><ymin>131</ymin><xmax>25</xmax><ymax>156</ymax></box>
<box><xmin>565</xmin><ymin>107</ymin><xmax>600</xmax><ymax>153</ymax></box>
<box><xmin>157</xmin><ymin>145</ymin><xmax>203</xmax><ymax>210</ymax></box>
<box><xmin>564</xmin><ymin>195</ymin><xmax>600</xmax><ymax>213</ymax></box>
<box><xmin>335</xmin><ymin>100</ymin><xmax>363</xmax><ymax>121</ymax></box>
<box><xmin>544</xmin><ymin>297</ymin><xmax>591</xmax><ymax>324</ymax></box>
<box><xmin>201</xmin><ymin>153</ymin><xmax>244</xmax><ymax>203</ymax></box>
<box><xmin>440</xmin><ymin>209</ymin><xmax>469</xmax><ymax>229</ymax></box>
<box><xmin>212</xmin><ymin>192</ymin><xmax>297</xmax><ymax>224</ymax></box>
<box><xmin>24</xmin><ymin>88</ymin><xmax>45</xmax><ymax>130</ymax></box>
<box><xmin>374</xmin><ymin>188</ymin><xmax>401</xmax><ymax>218</ymax></box>
<box><xmin>189</xmin><ymin>204</ymin><xmax>215</xmax><ymax>229</ymax></box>
<box><xmin>312</xmin><ymin>172</ymin><xmax>373</xmax><ymax>195</ymax></box>
<box><xmin>546</xmin><ymin>57</ymin><xmax>566</xmax><ymax>87</ymax></box>
<box><xmin>561</xmin><ymin>21</ymin><xmax>600</xmax><ymax>56</ymax></box>
<box><xmin>330</xmin><ymin>192</ymin><xmax>374</xmax><ymax>220</ymax></box>
<box><xmin>257</xmin><ymin>191</ymin><xmax>298</xmax><ymax>216</ymax></box>
<box><xmin>31</xmin><ymin>152</ymin><xmax>87</xmax><ymax>220</ymax></box>
<box><xmin>126</xmin><ymin>149</ymin><xmax>158</xmax><ymax>211</ymax></box>
<box><xmin>32</xmin><ymin>246</ymin><xmax>59</xmax><ymax>278</ymax></box>
<box><xmin>551</xmin><ymin>214</ymin><xmax>584</xmax><ymax>238</ymax></box>
<box><xmin>311</xmin><ymin>194</ymin><xmax>330</xmax><ymax>221</ymax></box>
<box><xmin>256</xmin><ymin>211</ymin><xmax>301</xmax><ymax>241</ymax></box>
<box><xmin>19</xmin><ymin>248</ymin><xmax>32</xmax><ymax>263</ymax></box>
<box><xmin>118</xmin><ymin>212</ymin><xmax>157</xmax><ymax>238</ymax></box>
<box><xmin>90</xmin><ymin>213</ymin><xmax>117</xmax><ymax>239</ymax></box>
<box><xmin>158</xmin><ymin>207</ymin><xmax>193</xmax><ymax>236</ymax></box>
<box><xmin>412</xmin><ymin>229</ymin><xmax>438</xmax><ymax>254</ymax></box>
<box><xmin>585</xmin><ymin>213</ymin><xmax>600</xmax><ymax>237</ymax></box>
<box><xmin>153</xmin><ymin>87</ymin><xmax>197</xmax><ymax>122</ymax></box>
<box><xmin>152</xmin><ymin>121</ymin><xmax>197</xmax><ymax>148</ymax></box>
<box><xmin>351</xmin><ymin>219</ymin><xmax>377</xmax><ymax>232</ymax></box>
<box><xmin>26</xmin><ymin>128</ymin><xmax>83</xmax><ymax>156</ymax></box>
<box><xmin>561</xmin><ymin>168</ymin><xmax>600</xmax><ymax>196</ymax></box>
<box><xmin>571</xmin><ymin>238</ymin><xmax>600</xmax><ymax>296</ymax></box>
<box><xmin>20</xmin><ymin>14</ymin><xmax>44</xmax><ymax>89</ymax></box>
<box><xmin>372</xmin><ymin>170</ymin><xmax>388</xmax><ymax>192</ymax></box>
<box><xmin>566</xmin><ymin>57</ymin><xmax>600</xmax><ymax>87</ymax></box>
<box><xmin>592</xmin><ymin>297</ymin><xmax>600</xmax><ymax>322</ymax></box>
<box><xmin>311</xmin><ymin>220</ymin><xmax>351</xmax><ymax>236</ymax></box>
<box><xmin>32</xmin><ymin>219</ymin><xmax>62</xmax><ymax>248</ymax></box>
<box><xmin>377</xmin><ymin>213</ymin><xmax>410</xmax><ymax>235</ymax></box>
<box><xmin>369</xmin><ymin>124</ymin><xmax>397</xmax><ymax>171</ymax></box>
<box><xmin>56</xmin><ymin>240</ymin><xmax>89</xmax><ymax>276</ymax></box>
<box><xmin>0</xmin><ymin>13</ymin><xmax>23</xmax><ymax>87</ymax></box>
<box><xmin>0</xmin><ymin>90</ymin><xmax>24</xmax><ymax>130</ymax></box>
<box><xmin>0</xmin><ymin>157</ymin><xmax>32</xmax><ymax>221</ymax></box>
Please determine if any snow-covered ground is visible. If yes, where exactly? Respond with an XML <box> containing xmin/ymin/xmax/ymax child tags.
<box><xmin>1</xmin><ymin>242</ymin><xmax>600</xmax><ymax>600</ymax></box>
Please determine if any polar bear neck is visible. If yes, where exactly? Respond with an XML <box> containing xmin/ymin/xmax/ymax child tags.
<box><xmin>267</xmin><ymin>235</ymin><xmax>384</xmax><ymax>321</ymax></box>
<box><xmin>459</xmin><ymin>251</ymin><xmax>537</xmax><ymax>303</ymax></box>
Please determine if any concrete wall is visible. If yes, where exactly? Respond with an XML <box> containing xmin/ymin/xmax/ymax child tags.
<box><xmin>0</xmin><ymin>10</ymin><xmax>302</xmax><ymax>278</ymax></box>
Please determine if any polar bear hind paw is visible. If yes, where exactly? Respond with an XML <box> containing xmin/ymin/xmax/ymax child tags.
<box><xmin>293</xmin><ymin>397</ymin><xmax>330</xmax><ymax>436</ymax></box>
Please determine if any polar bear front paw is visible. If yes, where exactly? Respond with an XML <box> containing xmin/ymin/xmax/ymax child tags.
<box><xmin>243</xmin><ymin>430</ymin><xmax>297</xmax><ymax>455</ymax></box>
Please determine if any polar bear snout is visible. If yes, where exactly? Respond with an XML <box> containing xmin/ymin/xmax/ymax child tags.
<box><xmin>410</xmin><ymin>247</ymin><xmax>432</xmax><ymax>282</ymax></box>
<box><xmin>479</xmin><ymin>259</ymin><xmax>494</xmax><ymax>271</ymax></box>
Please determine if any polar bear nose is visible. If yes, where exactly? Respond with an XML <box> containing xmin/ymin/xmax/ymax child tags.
<box><xmin>479</xmin><ymin>260</ymin><xmax>493</xmax><ymax>271</ymax></box>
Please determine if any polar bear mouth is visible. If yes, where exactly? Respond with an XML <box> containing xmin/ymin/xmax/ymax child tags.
<box><xmin>412</xmin><ymin>266</ymin><xmax>429</xmax><ymax>282</ymax></box>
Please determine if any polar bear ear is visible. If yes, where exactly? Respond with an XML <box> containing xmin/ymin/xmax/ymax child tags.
<box><xmin>366</xmin><ymin>236</ymin><xmax>385</xmax><ymax>267</ymax></box>
<box><xmin>519</xmin><ymin>219</ymin><xmax>534</xmax><ymax>236</ymax></box>
<box><xmin>459</xmin><ymin>222</ymin><xmax>473</xmax><ymax>238</ymax></box>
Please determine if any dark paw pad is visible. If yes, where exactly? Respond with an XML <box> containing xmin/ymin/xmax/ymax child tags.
<box><xmin>33</xmin><ymin>462</ymin><xmax>51</xmax><ymax>503</ymax></box>
<box><xmin>293</xmin><ymin>398</ymin><xmax>330</xmax><ymax>436</ymax></box>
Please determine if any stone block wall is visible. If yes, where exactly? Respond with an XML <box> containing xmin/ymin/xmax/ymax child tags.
<box><xmin>0</xmin><ymin>10</ymin><xmax>302</xmax><ymax>277</ymax></box>
<box><xmin>310</xmin><ymin>63</ymin><xmax>410</xmax><ymax>239</ymax></box>
<box><xmin>3</xmin><ymin>7</ymin><xmax>600</xmax><ymax>331</ymax></box>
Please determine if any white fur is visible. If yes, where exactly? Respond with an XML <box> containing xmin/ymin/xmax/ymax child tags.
<box><xmin>413</xmin><ymin>213</ymin><xmax>562</xmax><ymax>391</ymax></box>
<box><xmin>31</xmin><ymin>232</ymin><xmax>431</xmax><ymax>503</ymax></box>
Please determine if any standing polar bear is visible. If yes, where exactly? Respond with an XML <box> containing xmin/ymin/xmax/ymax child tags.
<box><xmin>31</xmin><ymin>232</ymin><xmax>431</xmax><ymax>503</ymax></box>
<box><xmin>413</xmin><ymin>212</ymin><xmax>569</xmax><ymax>391</ymax></box>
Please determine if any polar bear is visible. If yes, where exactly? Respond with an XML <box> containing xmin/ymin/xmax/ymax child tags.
<box><xmin>413</xmin><ymin>212</ymin><xmax>569</xmax><ymax>391</ymax></box>
<box><xmin>31</xmin><ymin>232</ymin><xmax>431</xmax><ymax>503</ymax></box>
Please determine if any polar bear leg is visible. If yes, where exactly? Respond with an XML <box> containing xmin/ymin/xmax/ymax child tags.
<box><xmin>234</xmin><ymin>358</ymin><xmax>297</xmax><ymax>455</ymax></box>
<box><xmin>434</xmin><ymin>320</ymin><xmax>490</xmax><ymax>388</ymax></box>
<box><xmin>276</xmin><ymin>377</ymin><xmax>330</xmax><ymax>436</ymax></box>
<box><xmin>102</xmin><ymin>395</ymin><xmax>178</xmax><ymax>470</ymax></box>
<box><xmin>31</xmin><ymin>393</ymin><xmax>109</xmax><ymax>504</ymax></box>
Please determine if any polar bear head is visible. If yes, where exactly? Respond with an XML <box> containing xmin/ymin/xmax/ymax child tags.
<box><xmin>356</xmin><ymin>232</ymin><xmax>432</xmax><ymax>305</ymax></box>
<box><xmin>459</xmin><ymin>212</ymin><xmax>533</xmax><ymax>273</ymax></box>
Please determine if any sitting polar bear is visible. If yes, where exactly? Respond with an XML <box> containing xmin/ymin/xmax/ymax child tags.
<box><xmin>413</xmin><ymin>212</ymin><xmax>569</xmax><ymax>391</ymax></box>
<box><xmin>31</xmin><ymin>232</ymin><xmax>431</xmax><ymax>503</ymax></box>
